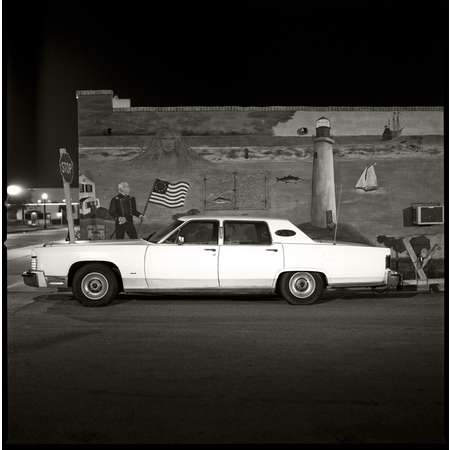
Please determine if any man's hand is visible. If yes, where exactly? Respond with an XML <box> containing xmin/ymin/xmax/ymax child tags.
<box><xmin>139</xmin><ymin>215</ymin><xmax>144</xmax><ymax>223</ymax></box>
<box><xmin>118</xmin><ymin>216</ymin><xmax>127</xmax><ymax>225</ymax></box>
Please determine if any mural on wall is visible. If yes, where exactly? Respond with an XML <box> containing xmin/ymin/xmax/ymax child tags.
<box><xmin>77</xmin><ymin>91</ymin><xmax>444</xmax><ymax>279</ymax></box>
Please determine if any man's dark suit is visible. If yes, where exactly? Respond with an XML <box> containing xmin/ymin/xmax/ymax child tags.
<box><xmin>108</xmin><ymin>193</ymin><xmax>142</xmax><ymax>239</ymax></box>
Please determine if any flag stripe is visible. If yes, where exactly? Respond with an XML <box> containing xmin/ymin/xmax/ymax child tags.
<box><xmin>167</xmin><ymin>186</ymin><xmax>189</xmax><ymax>192</ymax></box>
<box><xmin>168</xmin><ymin>185</ymin><xmax>189</xmax><ymax>191</ymax></box>
<box><xmin>151</xmin><ymin>191</ymin><xmax>183</xmax><ymax>198</ymax></box>
<box><xmin>150</xmin><ymin>192</ymin><xmax>187</xmax><ymax>200</ymax></box>
<box><xmin>165</xmin><ymin>190</ymin><xmax>188</xmax><ymax>197</ymax></box>
<box><xmin>151</xmin><ymin>190</ymin><xmax>188</xmax><ymax>198</ymax></box>
<box><xmin>169</xmin><ymin>182</ymin><xmax>190</xmax><ymax>188</ymax></box>
<box><xmin>149</xmin><ymin>198</ymin><xmax>185</xmax><ymax>208</ymax></box>
<box><xmin>167</xmin><ymin>186</ymin><xmax>189</xmax><ymax>193</ymax></box>
<box><xmin>167</xmin><ymin>185</ymin><xmax>189</xmax><ymax>191</ymax></box>
<box><xmin>150</xmin><ymin>193</ymin><xmax>187</xmax><ymax>202</ymax></box>
<box><xmin>150</xmin><ymin>198</ymin><xmax>186</xmax><ymax>206</ymax></box>
<box><xmin>150</xmin><ymin>191</ymin><xmax>186</xmax><ymax>199</ymax></box>
<box><xmin>150</xmin><ymin>198</ymin><xmax>184</xmax><ymax>206</ymax></box>
<box><xmin>150</xmin><ymin>197</ymin><xmax>186</xmax><ymax>205</ymax></box>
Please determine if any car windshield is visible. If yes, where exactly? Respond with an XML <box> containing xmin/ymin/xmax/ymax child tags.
<box><xmin>147</xmin><ymin>220</ymin><xmax>183</xmax><ymax>243</ymax></box>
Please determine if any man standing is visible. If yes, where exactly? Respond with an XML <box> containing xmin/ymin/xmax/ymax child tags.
<box><xmin>108</xmin><ymin>182</ymin><xmax>144</xmax><ymax>239</ymax></box>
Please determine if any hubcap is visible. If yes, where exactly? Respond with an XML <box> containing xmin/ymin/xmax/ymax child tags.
<box><xmin>289</xmin><ymin>272</ymin><xmax>316</xmax><ymax>299</ymax></box>
<box><xmin>81</xmin><ymin>272</ymin><xmax>109</xmax><ymax>300</ymax></box>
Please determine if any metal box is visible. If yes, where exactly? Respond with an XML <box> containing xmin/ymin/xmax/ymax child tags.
<box><xmin>411</xmin><ymin>203</ymin><xmax>444</xmax><ymax>225</ymax></box>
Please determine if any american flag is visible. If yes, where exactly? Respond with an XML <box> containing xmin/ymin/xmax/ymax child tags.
<box><xmin>149</xmin><ymin>179</ymin><xmax>191</xmax><ymax>208</ymax></box>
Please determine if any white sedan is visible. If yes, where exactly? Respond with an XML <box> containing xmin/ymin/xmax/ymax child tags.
<box><xmin>22</xmin><ymin>216</ymin><xmax>400</xmax><ymax>306</ymax></box>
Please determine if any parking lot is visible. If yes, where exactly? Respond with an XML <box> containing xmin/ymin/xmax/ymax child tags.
<box><xmin>6</xmin><ymin>235</ymin><xmax>445</xmax><ymax>444</ymax></box>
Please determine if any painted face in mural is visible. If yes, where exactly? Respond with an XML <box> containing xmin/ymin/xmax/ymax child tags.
<box><xmin>118</xmin><ymin>182</ymin><xmax>131</xmax><ymax>196</ymax></box>
<box><xmin>160</xmin><ymin>137</ymin><xmax>176</xmax><ymax>153</ymax></box>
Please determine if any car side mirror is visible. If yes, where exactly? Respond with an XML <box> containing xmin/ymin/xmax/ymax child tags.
<box><xmin>177</xmin><ymin>235</ymin><xmax>185</xmax><ymax>245</ymax></box>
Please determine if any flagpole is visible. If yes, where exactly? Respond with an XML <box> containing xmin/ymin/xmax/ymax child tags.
<box><xmin>136</xmin><ymin>183</ymin><xmax>155</xmax><ymax>236</ymax></box>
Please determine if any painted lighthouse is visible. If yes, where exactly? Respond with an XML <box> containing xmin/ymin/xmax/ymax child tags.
<box><xmin>310</xmin><ymin>116</ymin><xmax>337</xmax><ymax>229</ymax></box>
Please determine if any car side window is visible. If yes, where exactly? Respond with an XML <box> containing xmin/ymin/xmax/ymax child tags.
<box><xmin>164</xmin><ymin>221</ymin><xmax>219</xmax><ymax>245</ymax></box>
<box><xmin>223</xmin><ymin>221</ymin><xmax>272</xmax><ymax>245</ymax></box>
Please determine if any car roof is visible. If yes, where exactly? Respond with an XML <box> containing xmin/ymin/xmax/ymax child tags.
<box><xmin>178</xmin><ymin>215</ymin><xmax>291</xmax><ymax>222</ymax></box>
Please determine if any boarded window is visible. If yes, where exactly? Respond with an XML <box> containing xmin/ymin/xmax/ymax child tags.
<box><xmin>203</xmin><ymin>172</ymin><xmax>269</xmax><ymax>210</ymax></box>
<box><xmin>204</xmin><ymin>173</ymin><xmax>235</xmax><ymax>210</ymax></box>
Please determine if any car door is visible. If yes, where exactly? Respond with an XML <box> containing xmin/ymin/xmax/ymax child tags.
<box><xmin>218</xmin><ymin>220</ymin><xmax>283</xmax><ymax>288</ymax></box>
<box><xmin>145</xmin><ymin>220</ymin><xmax>220</xmax><ymax>289</ymax></box>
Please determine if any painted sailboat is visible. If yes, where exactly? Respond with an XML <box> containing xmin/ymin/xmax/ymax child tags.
<box><xmin>355</xmin><ymin>163</ymin><xmax>378</xmax><ymax>191</ymax></box>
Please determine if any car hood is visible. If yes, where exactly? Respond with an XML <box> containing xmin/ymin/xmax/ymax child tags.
<box><xmin>43</xmin><ymin>239</ymin><xmax>149</xmax><ymax>247</ymax></box>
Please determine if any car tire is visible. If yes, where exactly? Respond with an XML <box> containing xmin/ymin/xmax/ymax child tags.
<box><xmin>72</xmin><ymin>263</ymin><xmax>119</xmax><ymax>307</ymax></box>
<box><xmin>279</xmin><ymin>271</ymin><xmax>324</xmax><ymax>305</ymax></box>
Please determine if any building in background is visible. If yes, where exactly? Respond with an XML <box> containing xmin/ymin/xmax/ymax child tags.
<box><xmin>9</xmin><ymin>187</ymin><xmax>79</xmax><ymax>226</ymax></box>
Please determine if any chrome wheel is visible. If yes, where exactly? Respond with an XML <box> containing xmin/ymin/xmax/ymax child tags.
<box><xmin>288</xmin><ymin>272</ymin><xmax>316</xmax><ymax>299</ymax></box>
<box><xmin>81</xmin><ymin>272</ymin><xmax>109</xmax><ymax>300</ymax></box>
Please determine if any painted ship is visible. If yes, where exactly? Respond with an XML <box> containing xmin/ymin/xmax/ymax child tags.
<box><xmin>382</xmin><ymin>111</ymin><xmax>403</xmax><ymax>140</ymax></box>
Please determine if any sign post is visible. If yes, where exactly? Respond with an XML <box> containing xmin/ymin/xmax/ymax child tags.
<box><xmin>59</xmin><ymin>148</ymin><xmax>75</xmax><ymax>243</ymax></box>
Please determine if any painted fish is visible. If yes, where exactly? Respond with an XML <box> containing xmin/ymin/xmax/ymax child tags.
<box><xmin>213</xmin><ymin>196</ymin><xmax>232</xmax><ymax>204</ymax></box>
<box><xmin>276</xmin><ymin>175</ymin><xmax>304</xmax><ymax>183</ymax></box>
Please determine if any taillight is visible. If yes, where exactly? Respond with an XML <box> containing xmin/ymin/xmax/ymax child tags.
<box><xmin>31</xmin><ymin>255</ymin><xmax>37</xmax><ymax>271</ymax></box>
<box><xmin>385</xmin><ymin>255</ymin><xmax>391</xmax><ymax>269</ymax></box>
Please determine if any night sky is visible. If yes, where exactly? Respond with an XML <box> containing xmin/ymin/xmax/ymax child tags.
<box><xmin>6</xmin><ymin>1</ymin><xmax>447</xmax><ymax>188</ymax></box>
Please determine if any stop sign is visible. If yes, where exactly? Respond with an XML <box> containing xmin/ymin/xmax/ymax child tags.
<box><xmin>59</xmin><ymin>149</ymin><xmax>74</xmax><ymax>184</ymax></box>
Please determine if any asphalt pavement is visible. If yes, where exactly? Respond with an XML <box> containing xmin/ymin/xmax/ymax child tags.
<box><xmin>5</xmin><ymin>230</ymin><xmax>446</xmax><ymax>444</ymax></box>
<box><xmin>5</xmin><ymin>227</ymin><xmax>68</xmax><ymax>250</ymax></box>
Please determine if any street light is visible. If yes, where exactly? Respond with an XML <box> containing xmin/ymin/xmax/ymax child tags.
<box><xmin>7</xmin><ymin>185</ymin><xmax>23</xmax><ymax>196</ymax></box>
<box><xmin>6</xmin><ymin>185</ymin><xmax>25</xmax><ymax>223</ymax></box>
<box><xmin>41</xmin><ymin>193</ymin><xmax>48</xmax><ymax>229</ymax></box>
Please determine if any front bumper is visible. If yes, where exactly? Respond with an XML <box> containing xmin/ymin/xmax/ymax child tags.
<box><xmin>22</xmin><ymin>271</ymin><xmax>68</xmax><ymax>289</ymax></box>
<box><xmin>22</xmin><ymin>271</ymin><xmax>47</xmax><ymax>288</ymax></box>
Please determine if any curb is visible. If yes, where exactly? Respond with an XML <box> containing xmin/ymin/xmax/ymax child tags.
<box><xmin>7</xmin><ymin>228</ymin><xmax>42</xmax><ymax>234</ymax></box>
<box><xmin>7</xmin><ymin>227</ymin><xmax>66</xmax><ymax>235</ymax></box>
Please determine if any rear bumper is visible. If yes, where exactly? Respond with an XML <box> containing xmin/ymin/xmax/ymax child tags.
<box><xmin>385</xmin><ymin>269</ymin><xmax>402</xmax><ymax>290</ymax></box>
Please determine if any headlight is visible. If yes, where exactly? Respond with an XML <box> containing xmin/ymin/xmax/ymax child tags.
<box><xmin>31</xmin><ymin>255</ymin><xmax>37</xmax><ymax>271</ymax></box>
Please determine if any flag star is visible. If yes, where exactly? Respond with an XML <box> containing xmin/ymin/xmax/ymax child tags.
<box><xmin>154</xmin><ymin>180</ymin><xmax>168</xmax><ymax>194</ymax></box>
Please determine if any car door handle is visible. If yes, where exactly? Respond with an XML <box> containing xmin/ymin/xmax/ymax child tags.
<box><xmin>204</xmin><ymin>248</ymin><xmax>216</xmax><ymax>252</ymax></box>
<box><xmin>266</xmin><ymin>249</ymin><xmax>278</xmax><ymax>252</ymax></box>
